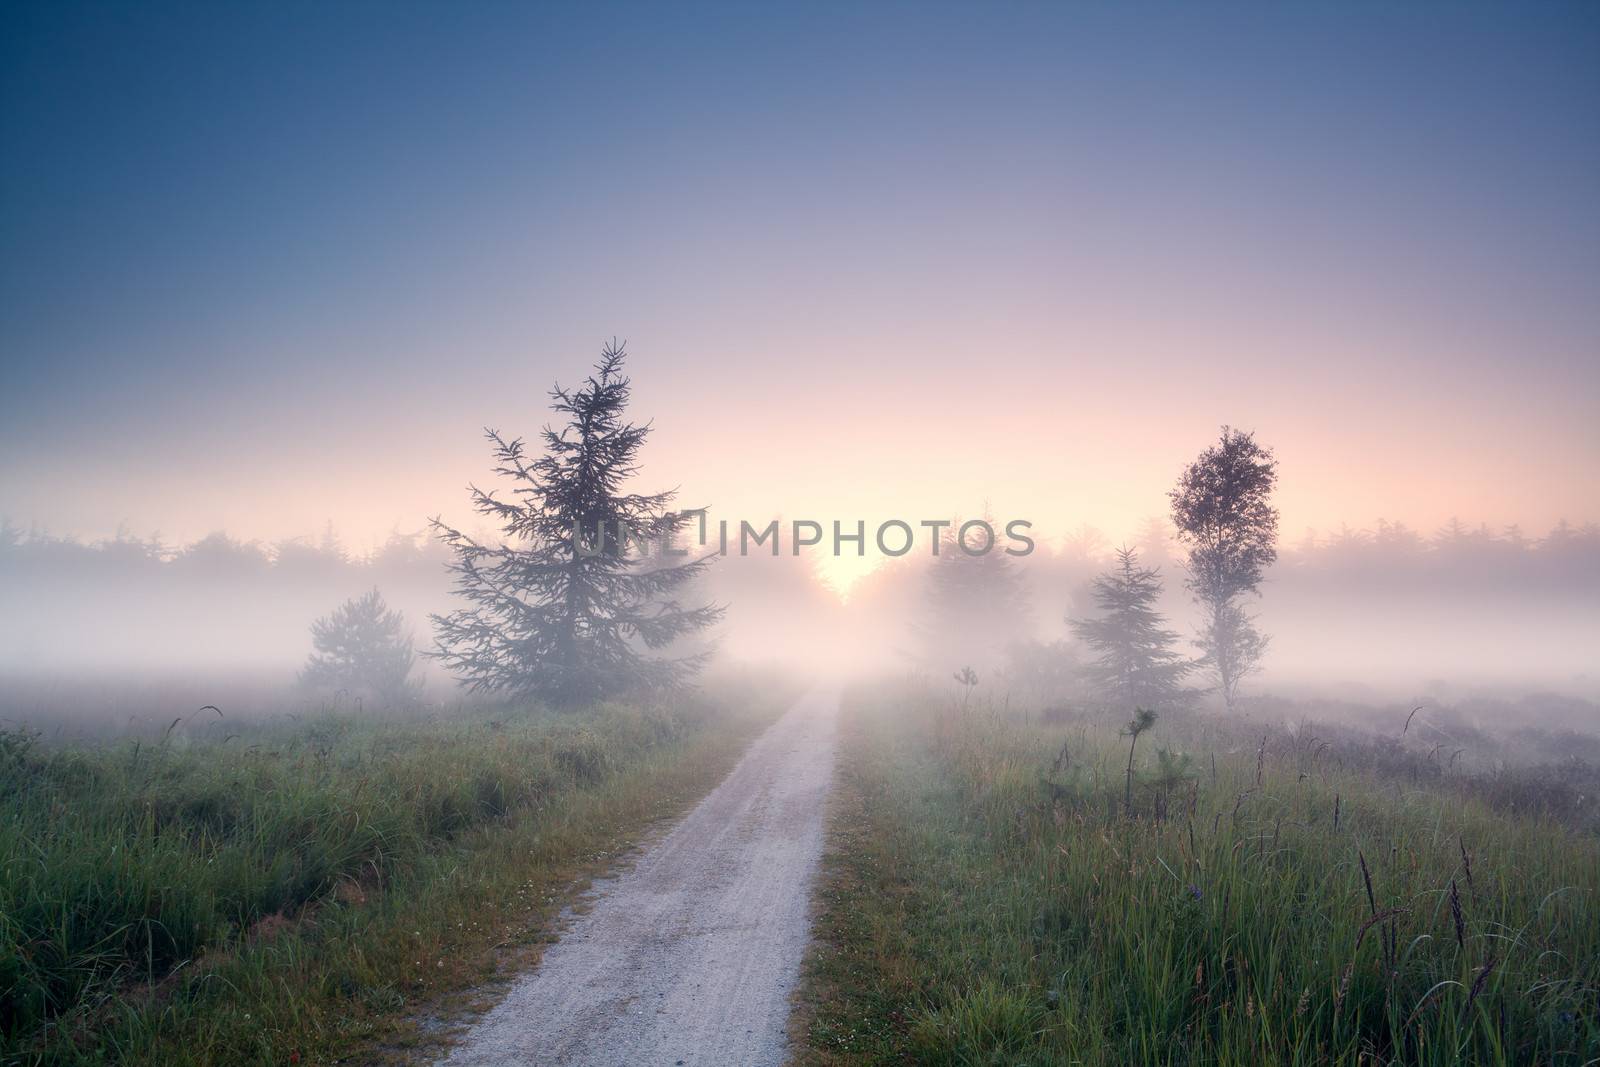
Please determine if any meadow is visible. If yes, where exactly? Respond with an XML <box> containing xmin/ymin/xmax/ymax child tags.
<box><xmin>1</xmin><ymin>677</ymin><xmax>785</xmax><ymax>1066</ymax></box>
<box><xmin>799</xmin><ymin>683</ymin><xmax>1600</xmax><ymax>1066</ymax></box>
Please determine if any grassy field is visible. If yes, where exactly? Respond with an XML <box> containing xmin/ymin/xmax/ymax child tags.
<box><xmin>798</xmin><ymin>683</ymin><xmax>1600</xmax><ymax>1066</ymax></box>
<box><xmin>1</xmin><ymin>676</ymin><xmax>787</xmax><ymax>1066</ymax></box>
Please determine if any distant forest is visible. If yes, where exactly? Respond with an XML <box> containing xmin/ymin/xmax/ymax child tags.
<box><xmin>3</xmin><ymin>516</ymin><xmax>1596</xmax><ymax>690</ymax></box>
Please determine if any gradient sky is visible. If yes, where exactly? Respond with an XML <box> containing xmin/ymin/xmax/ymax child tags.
<box><xmin>3</xmin><ymin>2</ymin><xmax>1597</xmax><ymax>588</ymax></box>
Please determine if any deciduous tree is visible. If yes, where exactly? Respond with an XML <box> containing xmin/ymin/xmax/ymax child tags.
<box><xmin>1169</xmin><ymin>426</ymin><xmax>1279</xmax><ymax>710</ymax></box>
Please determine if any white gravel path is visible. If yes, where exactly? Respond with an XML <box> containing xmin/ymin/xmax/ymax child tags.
<box><xmin>440</xmin><ymin>688</ymin><xmax>838</xmax><ymax>1067</ymax></box>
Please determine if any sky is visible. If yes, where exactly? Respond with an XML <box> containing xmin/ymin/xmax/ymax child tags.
<box><xmin>3</xmin><ymin>2</ymin><xmax>1597</xmax><ymax>591</ymax></box>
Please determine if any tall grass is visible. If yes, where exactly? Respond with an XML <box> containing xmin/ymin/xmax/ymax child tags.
<box><xmin>2</xmin><ymin>688</ymin><xmax>772</xmax><ymax>1065</ymax></box>
<box><xmin>801</xmin><ymin>685</ymin><xmax>1600</xmax><ymax>1065</ymax></box>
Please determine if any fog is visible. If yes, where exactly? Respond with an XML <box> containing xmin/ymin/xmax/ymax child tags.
<box><xmin>3</xmin><ymin>514</ymin><xmax>1596</xmax><ymax>735</ymax></box>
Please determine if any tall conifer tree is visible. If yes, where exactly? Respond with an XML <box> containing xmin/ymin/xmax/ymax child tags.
<box><xmin>430</xmin><ymin>343</ymin><xmax>721</xmax><ymax>705</ymax></box>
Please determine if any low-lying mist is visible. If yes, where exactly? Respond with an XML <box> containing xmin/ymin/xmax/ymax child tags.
<box><xmin>2</xmin><ymin>517</ymin><xmax>1596</xmax><ymax>740</ymax></box>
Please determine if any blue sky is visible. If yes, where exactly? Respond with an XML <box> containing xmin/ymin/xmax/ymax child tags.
<box><xmin>2</xmin><ymin>2</ymin><xmax>1597</xmax><ymax>554</ymax></box>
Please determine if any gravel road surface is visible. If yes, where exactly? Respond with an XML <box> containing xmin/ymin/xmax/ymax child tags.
<box><xmin>441</xmin><ymin>688</ymin><xmax>838</xmax><ymax>1066</ymax></box>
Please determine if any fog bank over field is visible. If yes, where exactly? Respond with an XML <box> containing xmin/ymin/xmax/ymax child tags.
<box><xmin>3</xmin><ymin>516</ymin><xmax>1596</xmax><ymax>727</ymax></box>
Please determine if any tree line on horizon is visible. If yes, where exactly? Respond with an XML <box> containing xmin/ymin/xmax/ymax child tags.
<box><xmin>8</xmin><ymin>511</ymin><xmax>1596</xmax><ymax>585</ymax></box>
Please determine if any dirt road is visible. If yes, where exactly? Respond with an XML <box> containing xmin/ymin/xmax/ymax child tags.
<box><xmin>441</xmin><ymin>689</ymin><xmax>838</xmax><ymax>1066</ymax></box>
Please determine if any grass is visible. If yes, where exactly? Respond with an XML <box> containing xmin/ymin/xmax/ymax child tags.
<box><xmin>798</xmin><ymin>683</ymin><xmax>1600</xmax><ymax>1066</ymax></box>
<box><xmin>2</xmin><ymin>676</ymin><xmax>788</xmax><ymax>1065</ymax></box>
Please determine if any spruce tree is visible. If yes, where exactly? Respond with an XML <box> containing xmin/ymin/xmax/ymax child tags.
<box><xmin>429</xmin><ymin>343</ymin><xmax>721</xmax><ymax>705</ymax></box>
<box><xmin>299</xmin><ymin>587</ymin><xmax>421</xmax><ymax>706</ymax></box>
<box><xmin>1070</xmin><ymin>547</ymin><xmax>1193</xmax><ymax>712</ymax></box>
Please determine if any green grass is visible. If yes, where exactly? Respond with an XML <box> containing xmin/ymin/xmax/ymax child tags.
<box><xmin>798</xmin><ymin>684</ymin><xmax>1600</xmax><ymax>1066</ymax></box>
<box><xmin>2</xmin><ymin>678</ymin><xmax>787</xmax><ymax>1065</ymax></box>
